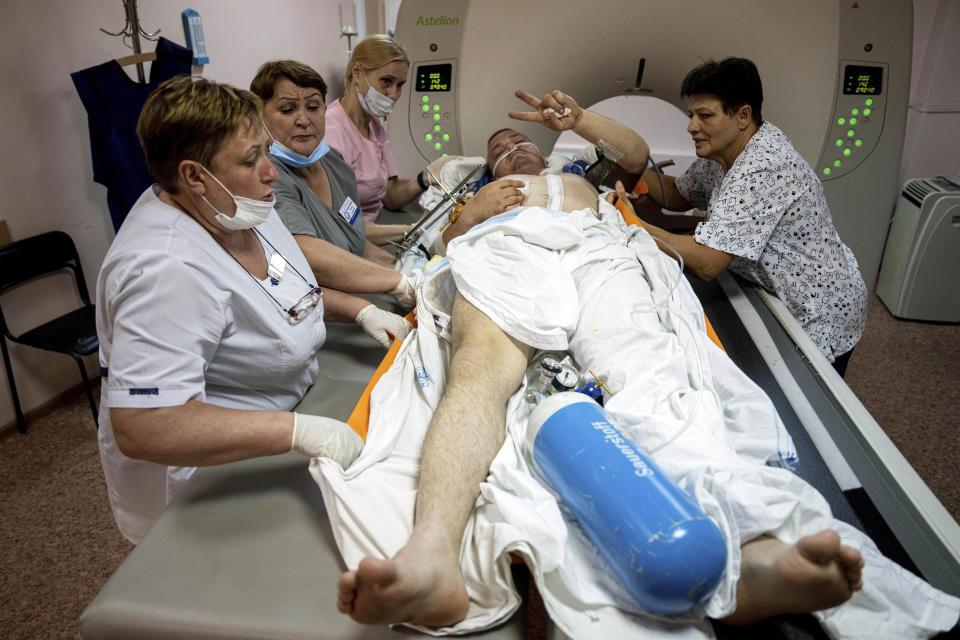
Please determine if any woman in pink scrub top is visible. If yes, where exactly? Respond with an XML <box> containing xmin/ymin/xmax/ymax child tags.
<box><xmin>325</xmin><ymin>35</ymin><xmax>434</xmax><ymax>246</ymax></box>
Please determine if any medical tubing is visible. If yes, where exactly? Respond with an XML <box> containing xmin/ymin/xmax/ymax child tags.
<box><xmin>527</xmin><ymin>393</ymin><xmax>727</xmax><ymax>614</ymax></box>
<box><xmin>491</xmin><ymin>142</ymin><xmax>542</xmax><ymax>177</ymax></box>
<box><xmin>624</xmin><ymin>227</ymin><xmax>685</xmax><ymax>305</ymax></box>
<box><xmin>646</xmin><ymin>155</ymin><xmax>669</xmax><ymax>209</ymax></box>
<box><xmin>630</xmin><ymin>299</ymin><xmax>705</xmax><ymax>455</ymax></box>
<box><xmin>620</xmin><ymin>230</ymin><xmax>703</xmax><ymax>453</ymax></box>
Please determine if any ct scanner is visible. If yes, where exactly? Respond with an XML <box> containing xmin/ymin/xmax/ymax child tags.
<box><xmin>388</xmin><ymin>0</ymin><xmax>910</xmax><ymax>292</ymax></box>
<box><xmin>79</xmin><ymin>2</ymin><xmax>960</xmax><ymax>639</ymax></box>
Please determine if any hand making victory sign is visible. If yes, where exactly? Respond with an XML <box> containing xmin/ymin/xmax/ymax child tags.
<box><xmin>508</xmin><ymin>89</ymin><xmax>584</xmax><ymax>131</ymax></box>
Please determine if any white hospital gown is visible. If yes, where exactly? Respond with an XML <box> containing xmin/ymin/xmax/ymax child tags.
<box><xmin>676</xmin><ymin>122</ymin><xmax>866</xmax><ymax>362</ymax></box>
<box><xmin>310</xmin><ymin>204</ymin><xmax>958</xmax><ymax>639</ymax></box>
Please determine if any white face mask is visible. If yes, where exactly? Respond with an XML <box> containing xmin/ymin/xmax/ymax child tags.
<box><xmin>356</xmin><ymin>72</ymin><xmax>396</xmax><ymax>118</ymax></box>
<box><xmin>262</xmin><ymin>121</ymin><xmax>330</xmax><ymax>168</ymax></box>
<box><xmin>199</xmin><ymin>165</ymin><xmax>275</xmax><ymax>230</ymax></box>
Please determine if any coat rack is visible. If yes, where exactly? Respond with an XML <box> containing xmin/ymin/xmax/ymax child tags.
<box><xmin>100</xmin><ymin>0</ymin><xmax>161</xmax><ymax>83</ymax></box>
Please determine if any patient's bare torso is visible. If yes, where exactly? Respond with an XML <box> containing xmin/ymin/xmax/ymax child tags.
<box><xmin>502</xmin><ymin>173</ymin><xmax>600</xmax><ymax>213</ymax></box>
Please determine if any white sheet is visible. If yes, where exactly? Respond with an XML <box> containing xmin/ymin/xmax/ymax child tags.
<box><xmin>310</xmin><ymin>206</ymin><xmax>959</xmax><ymax>638</ymax></box>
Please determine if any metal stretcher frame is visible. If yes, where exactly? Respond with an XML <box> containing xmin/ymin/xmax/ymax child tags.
<box><xmin>79</xmin><ymin>267</ymin><xmax>960</xmax><ymax>640</ymax></box>
<box><xmin>711</xmin><ymin>274</ymin><xmax>960</xmax><ymax>596</ymax></box>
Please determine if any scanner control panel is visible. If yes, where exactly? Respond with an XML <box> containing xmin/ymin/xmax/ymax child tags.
<box><xmin>408</xmin><ymin>59</ymin><xmax>462</xmax><ymax>162</ymax></box>
<box><xmin>817</xmin><ymin>61</ymin><xmax>887</xmax><ymax>181</ymax></box>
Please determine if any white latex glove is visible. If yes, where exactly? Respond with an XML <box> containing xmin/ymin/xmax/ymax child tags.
<box><xmin>355</xmin><ymin>304</ymin><xmax>412</xmax><ymax>348</ymax></box>
<box><xmin>291</xmin><ymin>413</ymin><xmax>364</xmax><ymax>468</ymax></box>
<box><xmin>389</xmin><ymin>274</ymin><xmax>416</xmax><ymax>311</ymax></box>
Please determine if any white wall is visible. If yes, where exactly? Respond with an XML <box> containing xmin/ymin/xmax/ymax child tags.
<box><xmin>0</xmin><ymin>0</ymin><xmax>356</xmax><ymax>427</ymax></box>
<box><xmin>897</xmin><ymin>0</ymin><xmax>960</xmax><ymax>187</ymax></box>
<box><xmin>2</xmin><ymin>0</ymin><xmax>954</xmax><ymax>428</ymax></box>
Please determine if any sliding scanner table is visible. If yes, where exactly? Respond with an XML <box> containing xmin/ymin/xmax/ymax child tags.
<box><xmin>695</xmin><ymin>273</ymin><xmax>960</xmax><ymax>640</ymax></box>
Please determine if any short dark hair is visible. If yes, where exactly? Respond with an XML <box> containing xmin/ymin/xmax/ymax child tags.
<box><xmin>487</xmin><ymin>127</ymin><xmax>517</xmax><ymax>148</ymax></box>
<box><xmin>681</xmin><ymin>57</ymin><xmax>763</xmax><ymax>126</ymax></box>
<box><xmin>250</xmin><ymin>60</ymin><xmax>328</xmax><ymax>103</ymax></box>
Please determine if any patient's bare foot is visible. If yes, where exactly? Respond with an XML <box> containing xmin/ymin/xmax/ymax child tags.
<box><xmin>337</xmin><ymin>526</ymin><xmax>470</xmax><ymax>627</ymax></box>
<box><xmin>722</xmin><ymin>529</ymin><xmax>864</xmax><ymax>625</ymax></box>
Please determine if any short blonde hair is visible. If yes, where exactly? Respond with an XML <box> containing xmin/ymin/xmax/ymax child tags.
<box><xmin>137</xmin><ymin>76</ymin><xmax>263</xmax><ymax>194</ymax></box>
<box><xmin>344</xmin><ymin>34</ymin><xmax>410</xmax><ymax>88</ymax></box>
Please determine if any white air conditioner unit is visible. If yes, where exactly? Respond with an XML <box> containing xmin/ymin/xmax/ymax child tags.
<box><xmin>876</xmin><ymin>175</ymin><xmax>960</xmax><ymax>322</ymax></box>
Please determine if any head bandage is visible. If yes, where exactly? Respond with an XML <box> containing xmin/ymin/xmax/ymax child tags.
<box><xmin>491</xmin><ymin>141</ymin><xmax>544</xmax><ymax>177</ymax></box>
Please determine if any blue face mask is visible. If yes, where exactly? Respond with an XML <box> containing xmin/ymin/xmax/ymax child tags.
<box><xmin>268</xmin><ymin>138</ymin><xmax>330</xmax><ymax>168</ymax></box>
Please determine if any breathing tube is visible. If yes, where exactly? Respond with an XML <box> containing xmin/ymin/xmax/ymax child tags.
<box><xmin>490</xmin><ymin>141</ymin><xmax>544</xmax><ymax>177</ymax></box>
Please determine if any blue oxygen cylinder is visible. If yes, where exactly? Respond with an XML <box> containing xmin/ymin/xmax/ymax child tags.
<box><xmin>527</xmin><ymin>392</ymin><xmax>727</xmax><ymax>614</ymax></box>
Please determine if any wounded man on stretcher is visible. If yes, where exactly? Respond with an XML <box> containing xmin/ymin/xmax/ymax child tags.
<box><xmin>310</xmin><ymin>173</ymin><xmax>959</xmax><ymax>639</ymax></box>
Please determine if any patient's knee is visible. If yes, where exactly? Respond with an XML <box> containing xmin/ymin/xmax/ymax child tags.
<box><xmin>448</xmin><ymin>293</ymin><xmax>533</xmax><ymax>391</ymax></box>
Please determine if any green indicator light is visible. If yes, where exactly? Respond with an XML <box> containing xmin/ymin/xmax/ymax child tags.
<box><xmin>422</xmin><ymin>96</ymin><xmax>429</xmax><ymax>102</ymax></box>
<box><xmin>835</xmin><ymin>139</ymin><xmax>843</xmax><ymax>147</ymax></box>
<box><xmin>425</xmin><ymin>133</ymin><xmax>432</xmax><ymax>141</ymax></box>
<box><xmin>433</xmin><ymin>113</ymin><xmax>441</xmax><ymax>120</ymax></box>
<box><xmin>849</xmin><ymin>117</ymin><xmax>857</xmax><ymax>126</ymax></box>
<box><xmin>434</xmin><ymin>142</ymin><xmax>442</xmax><ymax>150</ymax></box>
<box><xmin>421</xmin><ymin>105</ymin><xmax>429</xmax><ymax>112</ymax></box>
<box><xmin>847</xmin><ymin>129</ymin><xmax>855</xmax><ymax>137</ymax></box>
<box><xmin>823</xmin><ymin>167</ymin><xmax>831</xmax><ymax>175</ymax></box>
<box><xmin>865</xmin><ymin>98</ymin><xmax>873</xmax><ymax>106</ymax></box>
<box><xmin>851</xmin><ymin>108</ymin><xmax>859</xmax><ymax>115</ymax></box>
<box><xmin>855</xmin><ymin>139</ymin><xmax>863</xmax><ymax>147</ymax></box>
<box><xmin>843</xmin><ymin>148</ymin><xmax>851</xmax><ymax>156</ymax></box>
<box><xmin>433</xmin><ymin>104</ymin><xmax>440</xmax><ymax>111</ymax></box>
<box><xmin>837</xmin><ymin>117</ymin><xmax>846</xmax><ymax>125</ymax></box>
<box><xmin>863</xmin><ymin>108</ymin><xmax>871</xmax><ymax>116</ymax></box>
<box><xmin>442</xmin><ymin>133</ymin><xmax>450</xmax><ymax>141</ymax></box>
<box><xmin>441</xmin><ymin>153</ymin><xmax>448</xmax><ymax>157</ymax></box>
<box><xmin>434</xmin><ymin>124</ymin><xmax>441</xmax><ymax>131</ymax></box>
<box><xmin>833</xmin><ymin>160</ymin><xmax>842</xmax><ymax>167</ymax></box>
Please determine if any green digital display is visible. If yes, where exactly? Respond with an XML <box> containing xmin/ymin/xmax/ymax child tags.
<box><xmin>843</xmin><ymin>65</ymin><xmax>882</xmax><ymax>95</ymax></box>
<box><xmin>416</xmin><ymin>63</ymin><xmax>452</xmax><ymax>92</ymax></box>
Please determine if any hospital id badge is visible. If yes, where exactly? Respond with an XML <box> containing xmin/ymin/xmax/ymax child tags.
<box><xmin>339</xmin><ymin>197</ymin><xmax>360</xmax><ymax>225</ymax></box>
<box><xmin>267</xmin><ymin>252</ymin><xmax>286</xmax><ymax>282</ymax></box>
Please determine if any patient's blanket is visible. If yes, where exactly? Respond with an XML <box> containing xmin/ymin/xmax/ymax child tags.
<box><xmin>310</xmin><ymin>206</ymin><xmax>959</xmax><ymax>639</ymax></box>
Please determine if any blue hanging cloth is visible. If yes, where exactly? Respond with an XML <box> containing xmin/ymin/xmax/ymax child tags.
<box><xmin>71</xmin><ymin>37</ymin><xmax>192</xmax><ymax>232</ymax></box>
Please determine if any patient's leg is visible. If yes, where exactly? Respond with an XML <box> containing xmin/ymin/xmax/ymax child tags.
<box><xmin>724</xmin><ymin>530</ymin><xmax>864</xmax><ymax>625</ymax></box>
<box><xmin>337</xmin><ymin>292</ymin><xmax>533</xmax><ymax>626</ymax></box>
<box><xmin>568</xmin><ymin>259</ymin><xmax>864</xmax><ymax>622</ymax></box>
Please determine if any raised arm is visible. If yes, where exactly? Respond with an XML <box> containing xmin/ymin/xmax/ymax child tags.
<box><xmin>509</xmin><ymin>90</ymin><xmax>650</xmax><ymax>173</ymax></box>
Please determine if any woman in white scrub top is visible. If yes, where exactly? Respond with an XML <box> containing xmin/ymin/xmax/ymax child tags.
<box><xmin>96</xmin><ymin>77</ymin><xmax>366</xmax><ymax>544</ymax></box>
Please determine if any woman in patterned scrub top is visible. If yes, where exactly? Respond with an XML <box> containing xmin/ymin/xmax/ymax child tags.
<box><xmin>613</xmin><ymin>57</ymin><xmax>866</xmax><ymax>376</ymax></box>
